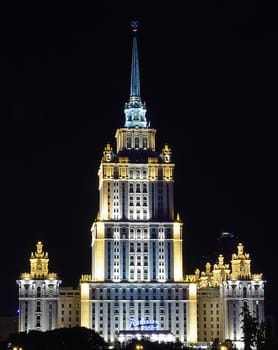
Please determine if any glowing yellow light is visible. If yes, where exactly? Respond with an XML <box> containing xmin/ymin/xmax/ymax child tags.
<box><xmin>80</xmin><ymin>282</ymin><xmax>90</xmax><ymax>328</ymax></box>
<box><xmin>92</xmin><ymin>222</ymin><xmax>105</xmax><ymax>281</ymax></box>
<box><xmin>173</xmin><ymin>222</ymin><xmax>183</xmax><ymax>281</ymax></box>
<box><xmin>188</xmin><ymin>283</ymin><xmax>197</xmax><ymax>343</ymax></box>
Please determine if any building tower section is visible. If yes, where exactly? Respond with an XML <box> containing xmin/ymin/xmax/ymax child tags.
<box><xmin>80</xmin><ymin>21</ymin><xmax>196</xmax><ymax>345</ymax></box>
<box><xmin>194</xmin><ymin>243</ymin><xmax>265</xmax><ymax>349</ymax></box>
<box><xmin>16</xmin><ymin>241</ymin><xmax>61</xmax><ymax>332</ymax></box>
<box><xmin>223</xmin><ymin>243</ymin><xmax>265</xmax><ymax>349</ymax></box>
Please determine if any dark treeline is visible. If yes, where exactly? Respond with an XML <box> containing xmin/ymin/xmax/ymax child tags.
<box><xmin>2</xmin><ymin>325</ymin><xmax>278</xmax><ymax>350</ymax></box>
<box><xmin>5</xmin><ymin>327</ymin><xmax>108</xmax><ymax>350</ymax></box>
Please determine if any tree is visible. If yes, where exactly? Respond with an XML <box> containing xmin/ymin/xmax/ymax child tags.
<box><xmin>240</xmin><ymin>303</ymin><xmax>265</xmax><ymax>350</ymax></box>
<box><xmin>7</xmin><ymin>327</ymin><xmax>108</xmax><ymax>350</ymax></box>
<box><xmin>210</xmin><ymin>338</ymin><xmax>220</xmax><ymax>350</ymax></box>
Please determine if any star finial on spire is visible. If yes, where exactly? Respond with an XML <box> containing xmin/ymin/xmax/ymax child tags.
<box><xmin>131</xmin><ymin>19</ymin><xmax>139</xmax><ymax>32</ymax></box>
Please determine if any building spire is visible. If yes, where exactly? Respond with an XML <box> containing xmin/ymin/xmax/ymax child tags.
<box><xmin>130</xmin><ymin>20</ymin><xmax>140</xmax><ymax>99</ymax></box>
<box><xmin>124</xmin><ymin>20</ymin><xmax>148</xmax><ymax>128</ymax></box>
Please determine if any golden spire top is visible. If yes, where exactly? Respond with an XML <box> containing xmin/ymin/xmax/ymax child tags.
<box><xmin>29</xmin><ymin>241</ymin><xmax>50</xmax><ymax>278</ymax></box>
<box><xmin>36</xmin><ymin>241</ymin><xmax>43</xmax><ymax>254</ymax></box>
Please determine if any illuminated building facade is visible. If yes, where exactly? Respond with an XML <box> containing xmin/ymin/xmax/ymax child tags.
<box><xmin>16</xmin><ymin>22</ymin><xmax>265</xmax><ymax>350</ymax></box>
<box><xmin>16</xmin><ymin>241</ymin><xmax>61</xmax><ymax>332</ymax></box>
<box><xmin>224</xmin><ymin>243</ymin><xmax>265</xmax><ymax>348</ymax></box>
<box><xmin>80</xmin><ymin>21</ymin><xmax>197</xmax><ymax>344</ymax></box>
<box><xmin>57</xmin><ymin>287</ymin><xmax>80</xmax><ymax>329</ymax></box>
<box><xmin>194</xmin><ymin>243</ymin><xmax>265</xmax><ymax>349</ymax></box>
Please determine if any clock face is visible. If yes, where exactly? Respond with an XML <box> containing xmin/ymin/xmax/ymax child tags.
<box><xmin>37</xmin><ymin>264</ymin><xmax>42</xmax><ymax>270</ymax></box>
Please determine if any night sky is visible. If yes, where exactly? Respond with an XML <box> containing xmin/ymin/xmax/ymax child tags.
<box><xmin>1</xmin><ymin>2</ymin><xmax>277</xmax><ymax>324</ymax></box>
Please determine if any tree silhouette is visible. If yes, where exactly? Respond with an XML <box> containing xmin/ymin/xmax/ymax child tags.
<box><xmin>7</xmin><ymin>327</ymin><xmax>108</xmax><ymax>350</ymax></box>
<box><xmin>240</xmin><ymin>303</ymin><xmax>265</xmax><ymax>350</ymax></box>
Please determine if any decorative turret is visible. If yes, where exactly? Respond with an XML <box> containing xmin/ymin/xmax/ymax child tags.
<box><xmin>20</xmin><ymin>241</ymin><xmax>58</xmax><ymax>280</ymax></box>
<box><xmin>212</xmin><ymin>254</ymin><xmax>230</xmax><ymax>283</ymax></box>
<box><xmin>194</xmin><ymin>254</ymin><xmax>230</xmax><ymax>288</ymax></box>
<box><xmin>230</xmin><ymin>242</ymin><xmax>251</xmax><ymax>279</ymax></box>
<box><xmin>161</xmin><ymin>143</ymin><xmax>172</xmax><ymax>163</ymax></box>
<box><xmin>102</xmin><ymin>142</ymin><xmax>114</xmax><ymax>162</ymax></box>
<box><xmin>29</xmin><ymin>241</ymin><xmax>49</xmax><ymax>278</ymax></box>
<box><xmin>193</xmin><ymin>242</ymin><xmax>263</xmax><ymax>287</ymax></box>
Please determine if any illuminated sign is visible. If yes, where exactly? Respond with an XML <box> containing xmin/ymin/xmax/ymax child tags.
<box><xmin>129</xmin><ymin>319</ymin><xmax>159</xmax><ymax>329</ymax></box>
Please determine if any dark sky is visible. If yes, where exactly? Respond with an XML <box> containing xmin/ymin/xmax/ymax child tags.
<box><xmin>1</xmin><ymin>2</ymin><xmax>277</xmax><ymax>323</ymax></box>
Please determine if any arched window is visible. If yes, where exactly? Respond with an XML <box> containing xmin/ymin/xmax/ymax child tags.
<box><xmin>129</xmin><ymin>183</ymin><xmax>134</xmax><ymax>193</ymax></box>
<box><xmin>36</xmin><ymin>301</ymin><xmax>41</xmax><ymax>312</ymax></box>
<box><xmin>130</xmin><ymin>228</ymin><xmax>135</xmax><ymax>238</ymax></box>
<box><xmin>143</xmin><ymin>183</ymin><xmax>147</xmax><ymax>193</ymax></box>
<box><xmin>243</xmin><ymin>287</ymin><xmax>247</xmax><ymax>298</ymax></box>
<box><xmin>143</xmin><ymin>138</ymin><xmax>147</xmax><ymax>149</ymax></box>
<box><xmin>36</xmin><ymin>315</ymin><xmax>41</xmax><ymax>327</ymax></box>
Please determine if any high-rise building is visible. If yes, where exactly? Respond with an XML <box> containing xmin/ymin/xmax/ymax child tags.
<box><xmin>16</xmin><ymin>22</ymin><xmax>265</xmax><ymax>350</ymax></box>
<box><xmin>80</xmin><ymin>20</ymin><xmax>196</xmax><ymax>345</ymax></box>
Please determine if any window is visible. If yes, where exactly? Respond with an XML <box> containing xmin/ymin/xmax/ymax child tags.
<box><xmin>143</xmin><ymin>138</ymin><xmax>147</xmax><ymax>148</ymax></box>
<box><xmin>36</xmin><ymin>315</ymin><xmax>41</xmax><ymax>327</ymax></box>
<box><xmin>49</xmin><ymin>285</ymin><xmax>54</xmax><ymax>296</ymax></box>
<box><xmin>36</xmin><ymin>301</ymin><xmax>41</xmax><ymax>312</ymax></box>
<box><xmin>243</xmin><ymin>287</ymin><xmax>247</xmax><ymax>298</ymax></box>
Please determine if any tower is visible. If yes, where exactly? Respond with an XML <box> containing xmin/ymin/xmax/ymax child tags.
<box><xmin>223</xmin><ymin>243</ymin><xmax>265</xmax><ymax>348</ymax></box>
<box><xmin>80</xmin><ymin>21</ymin><xmax>197</xmax><ymax>345</ymax></box>
<box><xmin>16</xmin><ymin>241</ymin><xmax>61</xmax><ymax>332</ymax></box>
<box><xmin>194</xmin><ymin>243</ymin><xmax>265</xmax><ymax>348</ymax></box>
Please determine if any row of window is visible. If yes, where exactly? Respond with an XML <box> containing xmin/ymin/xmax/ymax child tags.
<box><xmin>106</xmin><ymin>226</ymin><xmax>172</xmax><ymax>235</ymax></box>
<box><xmin>21</xmin><ymin>284</ymin><xmax>56</xmax><ymax>297</ymax></box>
<box><xmin>92</xmin><ymin>288</ymin><xmax>187</xmax><ymax>297</ymax></box>
<box><xmin>126</xmin><ymin>137</ymin><xmax>148</xmax><ymax>149</ymax></box>
<box><xmin>198</xmin><ymin>310</ymin><xmax>220</xmax><ymax>315</ymax></box>
<box><xmin>198</xmin><ymin>318</ymin><xmax>220</xmax><ymax>324</ymax></box>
